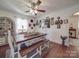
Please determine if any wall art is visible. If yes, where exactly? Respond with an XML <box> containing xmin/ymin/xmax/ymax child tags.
<box><xmin>30</xmin><ymin>19</ymin><xmax>33</xmax><ymax>22</ymax></box>
<box><xmin>45</xmin><ymin>17</ymin><xmax>50</xmax><ymax>28</ymax></box>
<box><xmin>39</xmin><ymin>20</ymin><xmax>42</xmax><ymax>28</ymax></box>
<box><xmin>50</xmin><ymin>17</ymin><xmax>54</xmax><ymax>25</ymax></box>
<box><xmin>36</xmin><ymin>20</ymin><xmax>39</xmax><ymax>25</ymax></box>
<box><xmin>60</xmin><ymin>19</ymin><xmax>63</xmax><ymax>24</ymax></box>
<box><xmin>55</xmin><ymin>16</ymin><xmax>61</xmax><ymax>29</ymax></box>
<box><xmin>29</xmin><ymin>24</ymin><xmax>31</xmax><ymax>27</ymax></box>
<box><xmin>31</xmin><ymin>27</ymin><xmax>33</xmax><ymax>29</ymax></box>
<box><xmin>69</xmin><ymin>28</ymin><xmax>76</xmax><ymax>38</ymax></box>
<box><xmin>33</xmin><ymin>24</ymin><xmax>35</xmax><ymax>27</ymax></box>
<box><xmin>39</xmin><ymin>20</ymin><xmax>41</xmax><ymax>23</ymax></box>
<box><xmin>64</xmin><ymin>19</ymin><xmax>68</xmax><ymax>24</ymax></box>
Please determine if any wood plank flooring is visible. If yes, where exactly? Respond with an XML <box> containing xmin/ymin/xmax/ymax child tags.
<box><xmin>0</xmin><ymin>42</ymin><xmax>79</xmax><ymax>58</ymax></box>
<box><xmin>0</xmin><ymin>45</ymin><xmax>9</xmax><ymax>58</ymax></box>
<box><xmin>44</xmin><ymin>42</ymin><xmax>79</xmax><ymax>58</ymax></box>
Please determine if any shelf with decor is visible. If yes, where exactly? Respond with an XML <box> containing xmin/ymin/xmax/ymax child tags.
<box><xmin>0</xmin><ymin>17</ymin><xmax>13</xmax><ymax>46</ymax></box>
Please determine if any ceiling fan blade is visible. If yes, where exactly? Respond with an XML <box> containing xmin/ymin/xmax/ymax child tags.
<box><xmin>37</xmin><ymin>9</ymin><xmax>46</xmax><ymax>12</ymax></box>
<box><xmin>25</xmin><ymin>10</ymin><xmax>30</xmax><ymax>12</ymax></box>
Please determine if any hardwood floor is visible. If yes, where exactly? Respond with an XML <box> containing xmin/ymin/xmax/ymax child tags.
<box><xmin>0</xmin><ymin>42</ymin><xmax>79</xmax><ymax>58</ymax></box>
<box><xmin>44</xmin><ymin>42</ymin><xmax>79</xmax><ymax>58</ymax></box>
<box><xmin>0</xmin><ymin>45</ymin><xmax>9</xmax><ymax>58</ymax></box>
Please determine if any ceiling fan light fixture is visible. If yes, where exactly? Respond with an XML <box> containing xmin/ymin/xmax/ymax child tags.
<box><xmin>73</xmin><ymin>12</ymin><xmax>79</xmax><ymax>15</ymax></box>
<box><xmin>25</xmin><ymin>0</ymin><xmax>45</xmax><ymax>15</ymax></box>
<box><xmin>30</xmin><ymin>9</ymin><xmax>33</xmax><ymax>13</ymax></box>
<box><xmin>34</xmin><ymin>10</ymin><xmax>38</xmax><ymax>13</ymax></box>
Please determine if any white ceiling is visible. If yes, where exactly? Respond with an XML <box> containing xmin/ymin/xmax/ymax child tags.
<box><xmin>0</xmin><ymin>0</ymin><xmax>79</xmax><ymax>16</ymax></box>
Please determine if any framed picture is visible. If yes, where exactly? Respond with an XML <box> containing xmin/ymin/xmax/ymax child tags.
<box><xmin>64</xmin><ymin>19</ymin><xmax>68</xmax><ymax>24</ymax></box>
<box><xmin>33</xmin><ymin>24</ymin><xmax>35</xmax><ymax>27</ymax></box>
<box><xmin>29</xmin><ymin>24</ymin><xmax>31</xmax><ymax>27</ymax></box>
<box><xmin>45</xmin><ymin>17</ymin><xmax>50</xmax><ymax>28</ymax></box>
<box><xmin>36</xmin><ymin>20</ymin><xmax>39</xmax><ymax>25</ymax></box>
<box><xmin>39</xmin><ymin>20</ymin><xmax>42</xmax><ymax>28</ymax></box>
<box><xmin>69</xmin><ymin>28</ymin><xmax>76</xmax><ymax>38</ymax></box>
<box><xmin>31</xmin><ymin>27</ymin><xmax>33</xmax><ymax>29</ymax></box>
<box><xmin>50</xmin><ymin>17</ymin><xmax>54</xmax><ymax>25</ymax></box>
<box><xmin>57</xmin><ymin>24</ymin><xmax>61</xmax><ymax>29</ymax></box>
<box><xmin>60</xmin><ymin>20</ymin><xmax>63</xmax><ymax>24</ymax></box>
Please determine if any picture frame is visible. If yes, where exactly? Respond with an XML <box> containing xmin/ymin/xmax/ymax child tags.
<box><xmin>45</xmin><ymin>17</ymin><xmax>50</xmax><ymax>28</ymax></box>
<box><xmin>55</xmin><ymin>16</ymin><xmax>63</xmax><ymax>29</ymax></box>
<box><xmin>29</xmin><ymin>24</ymin><xmax>31</xmax><ymax>27</ymax></box>
<box><xmin>36</xmin><ymin>20</ymin><xmax>39</xmax><ymax>25</ymax></box>
<box><xmin>31</xmin><ymin>27</ymin><xmax>33</xmax><ymax>29</ymax></box>
<box><xmin>69</xmin><ymin>28</ymin><xmax>76</xmax><ymax>38</ymax></box>
<box><xmin>39</xmin><ymin>20</ymin><xmax>42</xmax><ymax>28</ymax></box>
<box><xmin>57</xmin><ymin>24</ymin><xmax>61</xmax><ymax>29</ymax></box>
<box><xmin>64</xmin><ymin>19</ymin><xmax>68</xmax><ymax>24</ymax></box>
<box><xmin>33</xmin><ymin>24</ymin><xmax>35</xmax><ymax>27</ymax></box>
<box><xmin>41</xmin><ymin>19</ymin><xmax>47</xmax><ymax>28</ymax></box>
<box><xmin>60</xmin><ymin>20</ymin><xmax>63</xmax><ymax>24</ymax></box>
<box><xmin>50</xmin><ymin>17</ymin><xmax>54</xmax><ymax>25</ymax></box>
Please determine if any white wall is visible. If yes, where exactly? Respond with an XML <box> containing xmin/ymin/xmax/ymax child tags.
<box><xmin>0</xmin><ymin>10</ymin><xmax>38</xmax><ymax>42</ymax></box>
<box><xmin>37</xmin><ymin>4</ymin><xmax>79</xmax><ymax>46</ymax></box>
<box><xmin>70</xmin><ymin>39</ymin><xmax>79</xmax><ymax>46</ymax></box>
<box><xmin>38</xmin><ymin>4</ymin><xmax>79</xmax><ymax>19</ymax></box>
<box><xmin>69</xmin><ymin>16</ymin><xmax>79</xmax><ymax>38</ymax></box>
<box><xmin>0</xmin><ymin>10</ymin><xmax>38</xmax><ymax>31</ymax></box>
<box><xmin>15</xmin><ymin>18</ymin><xmax>28</xmax><ymax>33</ymax></box>
<box><xmin>68</xmin><ymin>16</ymin><xmax>79</xmax><ymax>46</ymax></box>
<box><xmin>38</xmin><ymin>18</ymin><xmax>69</xmax><ymax>46</ymax></box>
<box><xmin>27</xmin><ymin>17</ymin><xmax>38</xmax><ymax>33</ymax></box>
<box><xmin>0</xmin><ymin>4</ymin><xmax>79</xmax><ymax>46</ymax></box>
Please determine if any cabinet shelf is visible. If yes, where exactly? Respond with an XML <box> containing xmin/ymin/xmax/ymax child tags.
<box><xmin>0</xmin><ymin>17</ymin><xmax>13</xmax><ymax>46</ymax></box>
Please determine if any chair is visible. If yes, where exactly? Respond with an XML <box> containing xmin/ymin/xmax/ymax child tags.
<box><xmin>6</xmin><ymin>30</ymin><xmax>21</xmax><ymax>58</ymax></box>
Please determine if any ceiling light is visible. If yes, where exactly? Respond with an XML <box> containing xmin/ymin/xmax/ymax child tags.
<box><xmin>73</xmin><ymin>12</ymin><xmax>79</xmax><ymax>15</ymax></box>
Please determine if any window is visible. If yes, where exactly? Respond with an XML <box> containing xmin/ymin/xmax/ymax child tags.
<box><xmin>16</xmin><ymin>18</ymin><xmax>28</xmax><ymax>33</ymax></box>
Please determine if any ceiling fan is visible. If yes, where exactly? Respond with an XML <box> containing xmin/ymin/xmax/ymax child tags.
<box><xmin>25</xmin><ymin>0</ymin><xmax>46</xmax><ymax>15</ymax></box>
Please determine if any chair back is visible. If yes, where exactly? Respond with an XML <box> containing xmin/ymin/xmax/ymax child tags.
<box><xmin>7</xmin><ymin>30</ymin><xmax>15</xmax><ymax>57</ymax></box>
